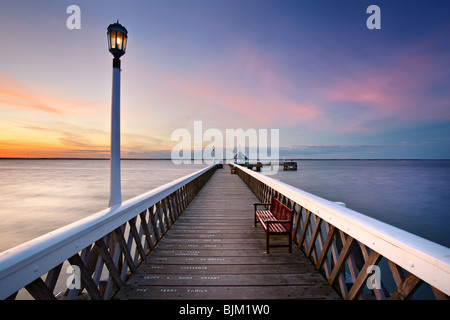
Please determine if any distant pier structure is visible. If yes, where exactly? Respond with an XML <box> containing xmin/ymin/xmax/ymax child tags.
<box><xmin>283</xmin><ymin>161</ymin><xmax>297</xmax><ymax>171</ymax></box>
<box><xmin>238</xmin><ymin>161</ymin><xmax>297</xmax><ymax>172</ymax></box>
<box><xmin>233</xmin><ymin>151</ymin><xmax>298</xmax><ymax>172</ymax></box>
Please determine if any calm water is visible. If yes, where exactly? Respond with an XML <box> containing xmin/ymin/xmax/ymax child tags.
<box><xmin>0</xmin><ymin>159</ymin><xmax>449</xmax><ymax>253</ymax></box>
<box><xmin>265</xmin><ymin>160</ymin><xmax>450</xmax><ymax>248</ymax></box>
<box><xmin>0</xmin><ymin>159</ymin><xmax>207</xmax><ymax>252</ymax></box>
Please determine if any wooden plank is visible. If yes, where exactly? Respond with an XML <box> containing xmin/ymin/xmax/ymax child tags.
<box><xmin>328</xmin><ymin>235</ymin><xmax>354</xmax><ymax>288</ymax></box>
<box><xmin>345</xmin><ymin>250</ymin><xmax>382</xmax><ymax>300</ymax></box>
<box><xmin>68</xmin><ymin>253</ymin><xmax>103</xmax><ymax>300</ymax></box>
<box><xmin>44</xmin><ymin>263</ymin><xmax>63</xmax><ymax>293</ymax></box>
<box><xmin>150</xmin><ymin>248</ymin><xmax>300</xmax><ymax>257</ymax></box>
<box><xmin>431</xmin><ymin>286</ymin><xmax>449</xmax><ymax>300</ymax></box>
<box><xmin>297</xmin><ymin>209</ymin><xmax>312</xmax><ymax>249</ymax></box>
<box><xmin>113</xmin><ymin>226</ymin><xmax>137</xmax><ymax>273</ymax></box>
<box><xmin>128</xmin><ymin>216</ymin><xmax>147</xmax><ymax>260</ymax></box>
<box><xmin>315</xmin><ymin>224</ymin><xmax>335</xmax><ymax>272</ymax></box>
<box><xmin>162</xmin><ymin>233</ymin><xmax>266</xmax><ymax>240</ymax></box>
<box><xmin>25</xmin><ymin>277</ymin><xmax>57</xmax><ymax>300</ymax></box>
<box><xmin>159</xmin><ymin>237</ymin><xmax>264</xmax><ymax>244</ymax></box>
<box><xmin>124</xmin><ymin>273</ymin><xmax>328</xmax><ymax>287</ymax></box>
<box><xmin>305</xmin><ymin>216</ymin><xmax>322</xmax><ymax>258</ymax></box>
<box><xmin>139</xmin><ymin>209</ymin><xmax>155</xmax><ymax>251</ymax></box>
<box><xmin>148</xmin><ymin>205</ymin><xmax>161</xmax><ymax>243</ymax></box>
<box><xmin>115</xmin><ymin>284</ymin><xmax>338</xmax><ymax>300</ymax></box>
<box><xmin>173</xmin><ymin>221</ymin><xmax>253</xmax><ymax>227</ymax></box>
<box><xmin>145</xmin><ymin>256</ymin><xmax>309</xmax><ymax>265</ymax></box>
<box><xmin>137</xmin><ymin>263</ymin><xmax>316</xmax><ymax>275</ymax></box>
<box><xmin>155</xmin><ymin>242</ymin><xmax>266</xmax><ymax>250</ymax></box>
<box><xmin>389</xmin><ymin>273</ymin><xmax>423</xmax><ymax>300</ymax></box>
<box><xmin>94</xmin><ymin>239</ymin><xmax>124</xmax><ymax>288</ymax></box>
<box><xmin>169</xmin><ymin>227</ymin><xmax>265</xmax><ymax>233</ymax></box>
<box><xmin>387</xmin><ymin>259</ymin><xmax>405</xmax><ymax>287</ymax></box>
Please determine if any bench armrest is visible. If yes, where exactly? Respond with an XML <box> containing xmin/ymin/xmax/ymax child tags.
<box><xmin>253</xmin><ymin>202</ymin><xmax>272</xmax><ymax>209</ymax></box>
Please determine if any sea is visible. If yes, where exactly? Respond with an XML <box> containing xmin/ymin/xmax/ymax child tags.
<box><xmin>0</xmin><ymin>159</ymin><xmax>449</xmax><ymax>254</ymax></box>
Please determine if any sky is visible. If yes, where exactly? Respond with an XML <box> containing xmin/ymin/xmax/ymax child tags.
<box><xmin>0</xmin><ymin>0</ymin><xmax>449</xmax><ymax>159</ymax></box>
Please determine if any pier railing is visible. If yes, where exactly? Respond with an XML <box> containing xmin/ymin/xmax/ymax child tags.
<box><xmin>0</xmin><ymin>164</ymin><xmax>216</xmax><ymax>300</ymax></box>
<box><xmin>233</xmin><ymin>163</ymin><xmax>450</xmax><ymax>300</ymax></box>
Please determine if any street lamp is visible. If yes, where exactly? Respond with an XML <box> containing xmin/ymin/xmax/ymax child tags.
<box><xmin>107</xmin><ymin>21</ymin><xmax>128</xmax><ymax>207</ymax></box>
<box><xmin>107</xmin><ymin>21</ymin><xmax>128</xmax><ymax>59</ymax></box>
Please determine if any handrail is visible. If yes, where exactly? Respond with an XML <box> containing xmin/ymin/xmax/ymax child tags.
<box><xmin>232</xmin><ymin>163</ymin><xmax>450</xmax><ymax>299</ymax></box>
<box><xmin>0</xmin><ymin>164</ymin><xmax>217</xmax><ymax>300</ymax></box>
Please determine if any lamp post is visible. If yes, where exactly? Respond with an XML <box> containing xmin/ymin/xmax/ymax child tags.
<box><xmin>107</xmin><ymin>21</ymin><xmax>128</xmax><ymax>207</ymax></box>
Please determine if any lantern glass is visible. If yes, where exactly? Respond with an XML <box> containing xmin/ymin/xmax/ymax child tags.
<box><xmin>116</xmin><ymin>31</ymin><xmax>126</xmax><ymax>51</ymax></box>
<box><xmin>107</xmin><ymin>22</ymin><xmax>128</xmax><ymax>58</ymax></box>
<box><xmin>122</xmin><ymin>35</ymin><xmax>127</xmax><ymax>51</ymax></box>
<box><xmin>116</xmin><ymin>33</ymin><xmax>122</xmax><ymax>49</ymax></box>
<box><xmin>109</xmin><ymin>30</ymin><xmax>116</xmax><ymax>50</ymax></box>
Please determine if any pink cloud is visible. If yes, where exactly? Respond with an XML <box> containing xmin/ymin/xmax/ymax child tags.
<box><xmin>172</xmin><ymin>78</ymin><xmax>320</xmax><ymax>128</ymax></box>
<box><xmin>0</xmin><ymin>75</ymin><xmax>62</xmax><ymax>114</ymax></box>
<box><xmin>325</xmin><ymin>51</ymin><xmax>450</xmax><ymax>124</ymax></box>
<box><xmin>0</xmin><ymin>73</ymin><xmax>107</xmax><ymax>116</ymax></box>
<box><xmin>147</xmin><ymin>44</ymin><xmax>322</xmax><ymax>129</ymax></box>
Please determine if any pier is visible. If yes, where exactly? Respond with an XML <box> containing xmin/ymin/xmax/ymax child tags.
<box><xmin>0</xmin><ymin>163</ymin><xmax>449</xmax><ymax>300</ymax></box>
<box><xmin>113</xmin><ymin>167</ymin><xmax>338</xmax><ymax>299</ymax></box>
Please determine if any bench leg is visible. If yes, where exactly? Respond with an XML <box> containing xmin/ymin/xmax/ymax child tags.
<box><xmin>266</xmin><ymin>232</ymin><xmax>270</xmax><ymax>254</ymax></box>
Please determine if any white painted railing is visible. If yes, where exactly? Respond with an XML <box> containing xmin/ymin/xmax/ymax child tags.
<box><xmin>0</xmin><ymin>164</ymin><xmax>217</xmax><ymax>300</ymax></box>
<box><xmin>232</xmin><ymin>163</ymin><xmax>450</xmax><ymax>299</ymax></box>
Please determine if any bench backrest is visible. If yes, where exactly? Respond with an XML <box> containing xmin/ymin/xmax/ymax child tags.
<box><xmin>271</xmin><ymin>197</ymin><xmax>293</xmax><ymax>224</ymax></box>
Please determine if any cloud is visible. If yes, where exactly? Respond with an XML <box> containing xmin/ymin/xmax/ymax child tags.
<box><xmin>0</xmin><ymin>87</ymin><xmax>62</xmax><ymax>115</ymax></box>
<box><xmin>10</xmin><ymin>121</ymin><xmax>172</xmax><ymax>159</ymax></box>
<box><xmin>284</xmin><ymin>144</ymin><xmax>394</xmax><ymax>156</ymax></box>
<box><xmin>146</xmin><ymin>34</ymin><xmax>450</xmax><ymax>140</ymax></box>
<box><xmin>145</xmin><ymin>44</ymin><xmax>322</xmax><ymax>129</ymax></box>
<box><xmin>322</xmin><ymin>35</ymin><xmax>450</xmax><ymax>134</ymax></box>
<box><xmin>0</xmin><ymin>73</ymin><xmax>108</xmax><ymax>117</ymax></box>
<box><xmin>177</xmin><ymin>80</ymin><xmax>320</xmax><ymax>126</ymax></box>
<box><xmin>13</xmin><ymin>123</ymin><xmax>107</xmax><ymax>156</ymax></box>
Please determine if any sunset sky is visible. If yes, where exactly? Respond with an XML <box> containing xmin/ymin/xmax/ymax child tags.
<box><xmin>1</xmin><ymin>0</ymin><xmax>449</xmax><ymax>159</ymax></box>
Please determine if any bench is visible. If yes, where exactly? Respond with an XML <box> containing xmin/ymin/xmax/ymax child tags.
<box><xmin>253</xmin><ymin>197</ymin><xmax>293</xmax><ymax>253</ymax></box>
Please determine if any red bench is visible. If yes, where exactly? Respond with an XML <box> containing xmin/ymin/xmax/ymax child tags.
<box><xmin>253</xmin><ymin>197</ymin><xmax>293</xmax><ymax>253</ymax></box>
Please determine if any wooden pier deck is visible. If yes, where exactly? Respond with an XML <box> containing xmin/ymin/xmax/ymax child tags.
<box><xmin>113</xmin><ymin>167</ymin><xmax>340</xmax><ymax>300</ymax></box>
